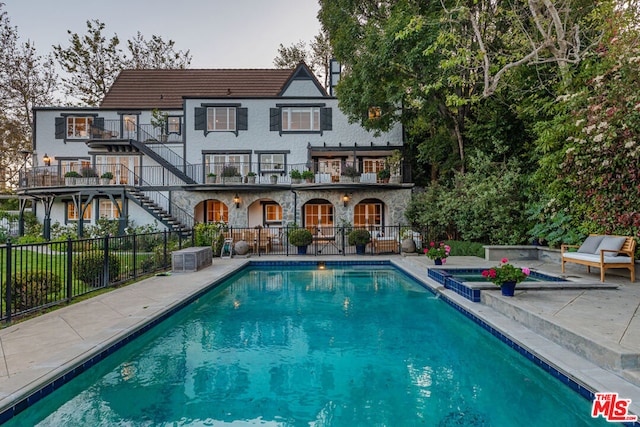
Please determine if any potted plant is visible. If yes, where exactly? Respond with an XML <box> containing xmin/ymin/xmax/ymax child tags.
<box><xmin>341</xmin><ymin>165</ymin><xmax>361</xmax><ymax>183</ymax></box>
<box><xmin>482</xmin><ymin>258</ymin><xmax>531</xmax><ymax>296</ymax></box>
<box><xmin>377</xmin><ymin>168</ymin><xmax>391</xmax><ymax>183</ymax></box>
<box><xmin>288</xmin><ymin>228</ymin><xmax>313</xmax><ymax>255</ymax></box>
<box><xmin>221</xmin><ymin>165</ymin><xmax>241</xmax><ymax>183</ymax></box>
<box><xmin>424</xmin><ymin>241</ymin><xmax>451</xmax><ymax>265</ymax></box>
<box><xmin>246</xmin><ymin>171</ymin><xmax>257</xmax><ymax>184</ymax></box>
<box><xmin>64</xmin><ymin>170</ymin><xmax>81</xmax><ymax>185</ymax></box>
<box><xmin>348</xmin><ymin>228</ymin><xmax>371</xmax><ymax>255</ymax></box>
<box><xmin>151</xmin><ymin>108</ymin><xmax>169</xmax><ymax>142</ymax></box>
<box><xmin>80</xmin><ymin>167</ymin><xmax>99</xmax><ymax>185</ymax></box>
<box><xmin>206</xmin><ymin>172</ymin><xmax>217</xmax><ymax>183</ymax></box>
<box><xmin>302</xmin><ymin>170</ymin><xmax>314</xmax><ymax>183</ymax></box>
<box><xmin>270</xmin><ymin>174</ymin><xmax>278</xmax><ymax>184</ymax></box>
<box><xmin>290</xmin><ymin>169</ymin><xmax>302</xmax><ymax>184</ymax></box>
<box><xmin>386</xmin><ymin>150</ymin><xmax>403</xmax><ymax>183</ymax></box>
<box><xmin>100</xmin><ymin>172</ymin><xmax>113</xmax><ymax>185</ymax></box>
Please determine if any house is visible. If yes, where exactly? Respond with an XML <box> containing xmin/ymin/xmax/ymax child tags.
<box><xmin>19</xmin><ymin>63</ymin><xmax>412</xmax><ymax>240</ymax></box>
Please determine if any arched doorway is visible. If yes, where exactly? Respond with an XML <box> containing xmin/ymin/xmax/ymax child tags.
<box><xmin>353</xmin><ymin>198</ymin><xmax>384</xmax><ymax>233</ymax></box>
<box><xmin>302</xmin><ymin>198</ymin><xmax>334</xmax><ymax>229</ymax></box>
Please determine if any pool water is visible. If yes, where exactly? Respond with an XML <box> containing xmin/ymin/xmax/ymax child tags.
<box><xmin>6</xmin><ymin>265</ymin><xmax>605</xmax><ymax>426</ymax></box>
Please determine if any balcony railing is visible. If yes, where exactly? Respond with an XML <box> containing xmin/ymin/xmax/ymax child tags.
<box><xmin>89</xmin><ymin>120</ymin><xmax>184</xmax><ymax>144</ymax></box>
<box><xmin>19</xmin><ymin>161</ymin><xmax>411</xmax><ymax>189</ymax></box>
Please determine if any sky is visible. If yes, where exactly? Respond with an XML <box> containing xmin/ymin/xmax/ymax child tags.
<box><xmin>4</xmin><ymin>0</ymin><xmax>322</xmax><ymax>69</ymax></box>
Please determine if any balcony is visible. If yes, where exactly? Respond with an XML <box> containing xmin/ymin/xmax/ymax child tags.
<box><xmin>18</xmin><ymin>161</ymin><xmax>412</xmax><ymax>190</ymax></box>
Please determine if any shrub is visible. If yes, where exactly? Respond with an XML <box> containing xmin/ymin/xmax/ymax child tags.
<box><xmin>288</xmin><ymin>228</ymin><xmax>313</xmax><ymax>246</ymax></box>
<box><xmin>347</xmin><ymin>228</ymin><xmax>371</xmax><ymax>245</ymax></box>
<box><xmin>73</xmin><ymin>252</ymin><xmax>121</xmax><ymax>286</ymax></box>
<box><xmin>10</xmin><ymin>271</ymin><xmax>62</xmax><ymax>311</ymax></box>
<box><xmin>301</xmin><ymin>170</ymin><xmax>314</xmax><ymax>180</ymax></box>
<box><xmin>290</xmin><ymin>169</ymin><xmax>302</xmax><ymax>179</ymax></box>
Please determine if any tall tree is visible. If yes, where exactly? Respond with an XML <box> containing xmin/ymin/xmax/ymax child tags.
<box><xmin>273</xmin><ymin>40</ymin><xmax>308</xmax><ymax>68</ymax></box>
<box><xmin>0</xmin><ymin>3</ymin><xmax>57</xmax><ymax>190</ymax></box>
<box><xmin>54</xmin><ymin>21</ymin><xmax>192</xmax><ymax>106</ymax></box>
<box><xmin>124</xmin><ymin>31</ymin><xmax>191</xmax><ymax>69</ymax></box>
<box><xmin>53</xmin><ymin>19</ymin><xmax>122</xmax><ymax>106</ymax></box>
<box><xmin>273</xmin><ymin>30</ymin><xmax>333</xmax><ymax>90</ymax></box>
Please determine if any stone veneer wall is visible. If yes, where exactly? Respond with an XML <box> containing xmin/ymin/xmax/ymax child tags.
<box><xmin>171</xmin><ymin>187</ymin><xmax>413</xmax><ymax>227</ymax></box>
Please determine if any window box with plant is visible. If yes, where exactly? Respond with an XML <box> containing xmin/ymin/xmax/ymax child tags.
<box><xmin>79</xmin><ymin>167</ymin><xmax>99</xmax><ymax>185</ymax></box>
<box><xmin>206</xmin><ymin>172</ymin><xmax>217</xmax><ymax>183</ymax></box>
<box><xmin>341</xmin><ymin>165</ymin><xmax>361</xmax><ymax>183</ymax></box>
<box><xmin>221</xmin><ymin>165</ymin><xmax>241</xmax><ymax>183</ymax></box>
<box><xmin>288</xmin><ymin>227</ymin><xmax>313</xmax><ymax>255</ymax></box>
<box><xmin>290</xmin><ymin>169</ymin><xmax>302</xmax><ymax>184</ymax></box>
<box><xmin>64</xmin><ymin>171</ymin><xmax>81</xmax><ymax>185</ymax></box>
<box><xmin>270</xmin><ymin>174</ymin><xmax>278</xmax><ymax>184</ymax></box>
<box><xmin>348</xmin><ymin>228</ymin><xmax>371</xmax><ymax>255</ymax></box>
<box><xmin>302</xmin><ymin>170</ymin><xmax>314</xmax><ymax>183</ymax></box>
<box><xmin>100</xmin><ymin>172</ymin><xmax>113</xmax><ymax>185</ymax></box>
<box><xmin>246</xmin><ymin>171</ymin><xmax>256</xmax><ymax>184</ymax></box>
<box><xmin>377</xmin><ymin>168</ymin><xmax>391</xmax><ymax>183</ymax></box>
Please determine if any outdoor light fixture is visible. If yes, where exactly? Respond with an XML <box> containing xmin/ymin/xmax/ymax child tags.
<box><xmin>42</xmin><ymin>153</ymin><xmax>51</xmax><ymax>166</ymax></box>
<box><xmin>318</xmin><ymin>261</ymin><xmax>326</xmax><ymax>270</ymax></box>
<box><xmin>233</xmin><ymin>193</ymin><xmax>240</xmax><ymax>208</ymax></box>
<box><xmin>343</xmin><ymin>194</ymin><xmax>349</xmax><ymax>207</ymax></box>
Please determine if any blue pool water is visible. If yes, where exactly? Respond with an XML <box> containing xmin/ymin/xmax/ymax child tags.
<box><xmin>5</xmin><ymin>265</ymin><xmax>607</xmax><ymax>426</ymax></box>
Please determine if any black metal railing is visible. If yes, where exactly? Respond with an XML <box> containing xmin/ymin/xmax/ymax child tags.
<box><xmin>1</xmin><ymin>225</ymin><xmax>425</xmax><ymax>322</ymax></box>
<box><xmin>0</xmin><ymin>230</ymin><xmax>191</xmax><ymax>322</ymax></box>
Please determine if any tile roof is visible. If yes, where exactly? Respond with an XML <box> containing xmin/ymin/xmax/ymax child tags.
<box><xmin>100</xmin><ymin>68</ymin><xmax>297</xmax><ymax>109</ymax></box>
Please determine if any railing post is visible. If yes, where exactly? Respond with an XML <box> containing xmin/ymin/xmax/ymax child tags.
<box><xmin>341</xmin><ymin>226</ymin><xmax>346</xmax><ymax>256</ymax></box>
<box><xmin>163</xmin><ymin>230</ymin><xmax>168</xmax><ymax>268</ymax></box>
<box><xmin>5</xmin><ymin>239</ymin><xmax>12</xmax><ymax>323</ymax></box>
<box><xmin>103</xmin><ymin>235</ymin><xmax>110</xmax><ymax>287</ymax></box>
<box><xmin>132</xmin><ymin>234</ymin><xmax>138</xmax><ymax>279</ymax></box>
<box><xmin>285</xmin><ymin>225</ymin><xmax>289</xmax><ymax>256</ymax></box>
<box><xmin>66</xmin><ymin>236</ymin><xmax>73</xmax><ymax>301</ymax></box>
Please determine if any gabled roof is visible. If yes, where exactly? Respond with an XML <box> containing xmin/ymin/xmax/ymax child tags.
<box><xmin>100</xmin><ymin>63</ymin><xmax>327</xmax><ymax>109</ymax></box>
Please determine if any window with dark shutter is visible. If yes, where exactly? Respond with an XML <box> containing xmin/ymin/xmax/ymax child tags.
<box><xmin>270</xmin><ymin>108</ymin><xmax>281</xmax><ymax>132</ymax></box>
<box><xmin>321</xmin><ymin>108</ymin><xmax>332</xmax><ymax>131</ymax></box>
<box><xmin>237</xmin><ymin>108</ymin><xmax>248</xmax><ymax>131</ymax></box>
<box><xmin>194</xmin><ymin>107</ymin><xmax>206</xmax><ymax>131</ymax></box>
<box><xmin>55</xmin><ymin>117</ymin><xmax>65</xmax><ymax>139</ymax></box>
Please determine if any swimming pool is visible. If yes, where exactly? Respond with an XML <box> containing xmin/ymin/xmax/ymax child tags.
<box><xmin>4</xmin><ymin>264</ymin><xmax>606</xmax><ymax>426</ymax></box>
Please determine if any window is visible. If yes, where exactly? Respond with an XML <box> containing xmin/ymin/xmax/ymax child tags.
<box><xmin>264</xmin><ymin>204</ymin><xmax>282</xmax><ymax>224</ymax></box>
<box><xmin>205</xmin><ymin>154</ymin><xmax>250</xmax><ymax>177</ymax></box>
<box><xmin>259</xmin><ymin>153</ymin><xmax>285</xmax><ymax>173</ymax></box>
<box><xmin>67</xmin><ymin>202</ymin><xmax>92</xmax><ymax>222</ymax></box>
<box><xmin>368</xmin><ymin>107</ymin><xmax>382</xmax><ymax>120</ymax></box>
<box><xmin>304</xmin><ymin>202</ymin><xmax>334</xmax><ymax>228</ymax></box>
<box><xmin>354</xmin><ymin>202</ymin><xmax>382</xmax><ymax>229</ymax></box>
<box><xmin>167</xmin><ymin>116</ymin><xmax>181</xmax><ymax>134</ymax></box>
<box><xmin>207</xmin><ymin>107</ymin><xmax>236</xmax><ymax>131</ymax></box>
<box><xmin>206</xmin><ymin>200</ymin><xmax>228</xmax><ymax>223</ymax></box>
<box><xmin>95</xmin><ymin>155</ymin><xmax>140</xmax><ymax>185</ymax></box>
<box><xmin>66</xmin><ymin>117</ymin><xmax>93</xmax><ymax>139</ymax></box>
<box><xmin>60</xmin><ymin>159</ymin><xmax>91</xmax><ymax>175</ymax></box>
<box><xmin>99</xmin><ymin>200</ymin><xmax>122</xmax><ymax>219</ymax></box>
<box><xmin>281</xmin><ymin>107</ymin><xmax>320</xmax><ymax>131</ymax></box>
<box><xmin>363</xmin><ymin>159</ymin><xmax>386</xmax><ymax>173</ymax></box>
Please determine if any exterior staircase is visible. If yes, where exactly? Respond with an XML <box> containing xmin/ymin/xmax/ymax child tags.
<box><xmin>127</xmin><ymin>188</ymin><xmax>193</xmax><ymax>234</ymax></box>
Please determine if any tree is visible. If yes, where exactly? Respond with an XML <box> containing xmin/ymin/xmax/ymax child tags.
<box><xmin>53</xmin><ymin>19</ymin><xmax>122</xmax><ymax>106</ymax></box>
<box><xmin>53</xmin><ymin>20</ymin><xmax>192</xmax><ymax>106</ymax></box>
<box><xmin>273</xmin><ymin>40</ymin><xmax>308</xmax><ymax>68</ymax></box>
<box><xmin>124</xmin><ymin>31</ymin><xmax>191</xmax><ymax>69</ymax></box>
<box><xmin>0</xmin><ymin>3</ymin><xmax>57</xmax><ymax>190</ymax></box>
<box><xmin>273</xmin><ymin>30</ymin><xmax>333</xmax><ymax>90</ymax></box>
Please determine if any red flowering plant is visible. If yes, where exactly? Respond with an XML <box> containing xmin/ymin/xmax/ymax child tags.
<box><xmin>482</xmin><ymin>258</ymin><xmax>531</xmax><ymax>287</ymax></box>
<box><xmin>424</xmin><ymin>241</ymin><xmax>451</xmax><ymax>262</ymax></box>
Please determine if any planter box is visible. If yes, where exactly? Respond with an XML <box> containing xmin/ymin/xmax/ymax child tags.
<box><xmin>172</xmin><ymin>246</ymin><xmax>213</xmax><ymax>272</ymax></box>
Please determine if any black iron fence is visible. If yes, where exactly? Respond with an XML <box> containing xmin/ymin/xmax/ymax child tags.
<box><xmin>0</xmin><ymin>230</ymin><xmax>191</xmax><ymax>322</ymax></box>
<box><xmin>1</xmin><ymin>225</ymin><xmax>425</xmax><ymax>322</ymax></box>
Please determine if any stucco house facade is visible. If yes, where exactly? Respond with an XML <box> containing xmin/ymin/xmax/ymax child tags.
<box><xmin>19</xmin><ymin>63</ymin><xmax>412</xmax><ymax>240</ymax></box>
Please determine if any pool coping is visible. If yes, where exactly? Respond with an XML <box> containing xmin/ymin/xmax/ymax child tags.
<box><xmin>0</xmin><ymin>257</ymin><xmax>638</xmax><ymax>425</ymax></box>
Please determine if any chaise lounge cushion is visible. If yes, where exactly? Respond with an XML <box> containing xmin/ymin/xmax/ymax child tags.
<box><xmin>595</xmin><ymin>236</ymin><xmax>627</xmax><ymax>254</ymax></box>
<box><xmin>577</xmin><ymin>235</ymin><xmax>605</xmax><ymax>254</ymax></box>
<box><xmin>563</xmin><ymin>252</ymin><xmax>632</xmax><ymax>264</ymax></box>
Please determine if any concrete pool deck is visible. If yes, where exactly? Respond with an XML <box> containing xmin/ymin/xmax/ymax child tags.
<box><xmin>0</xmin><ymin>254</ymin><xmax>639</xmax><ymax>420</ymax></box>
